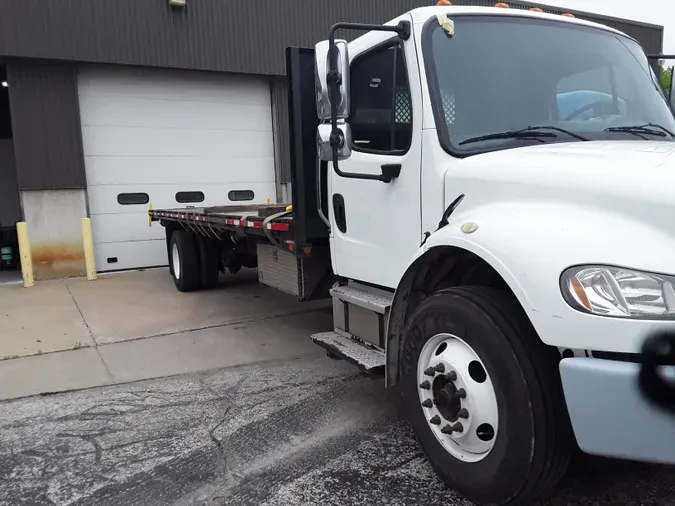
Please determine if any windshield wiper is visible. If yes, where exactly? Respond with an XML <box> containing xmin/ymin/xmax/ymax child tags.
<box><xmin>605</xmin><ymin>123</ymin><xmax>675</xmax><ymax>140</ymax></box>
<box><xmin>459</xmin><ymin>125</ymin><xmax>589</xmax><ymax>146</ymax></box>
<box><xmin>524</xmin><ymin>125</ymin><xmax>591</xmax><ymax>141</ymax></box>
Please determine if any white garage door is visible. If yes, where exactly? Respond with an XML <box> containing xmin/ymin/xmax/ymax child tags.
<box><xmin>78</xmin><ymin>66</ymin><xmax>277</xmax><ymax>272</ymax></box>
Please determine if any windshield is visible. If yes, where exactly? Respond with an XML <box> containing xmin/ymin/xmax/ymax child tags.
<box><xmin>422</xmin><ymin>15</ymin><xmax>675</xmax><ymax>155</ymax></box>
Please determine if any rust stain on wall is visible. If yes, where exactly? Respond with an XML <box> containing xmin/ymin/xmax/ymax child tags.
<box><xmin>31</xmin><ymin>242</ymin><xmax>86</xmax><ymax>280</ymax></box>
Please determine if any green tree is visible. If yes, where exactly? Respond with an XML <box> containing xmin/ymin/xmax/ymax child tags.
<box><xmin>660</xmin><ymin>61</ymin><xmax>673</xmax><ymax>96</ymax></box>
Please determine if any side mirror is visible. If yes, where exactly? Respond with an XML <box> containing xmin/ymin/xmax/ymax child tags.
<box><xmin>317</xmin><ymin>123</ymin><xmax>352</xmax><ymax>162</ymax></box>
<box><xmin>315</xmin><ymin>39</ymin><xmax>350</xmax><ymax>121</ymax></box>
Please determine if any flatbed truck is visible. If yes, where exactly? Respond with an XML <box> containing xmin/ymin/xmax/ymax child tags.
<box><xmin>150</xmin><ymin>4</ymin><xmax>675</xmax><ymax>504</ymax></box>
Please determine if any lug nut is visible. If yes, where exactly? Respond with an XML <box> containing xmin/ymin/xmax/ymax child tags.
<box><xmin>451</xmin><ymin>422</ymin><xmax>464</xmax><ymax>433</ymax></box>
<box><xmin>424</xmin><ymin>367</ymin><xmax>436</xmax><ymax>376</ymax></box>
<box><xmin>434</xmin><ymin>363</ymin><xmax>445</xmax><ymax>373</ymax></box>
<box><xmin>429</xmin><ymin>415</ymin><xmax>441</xmax><ymax>425</ymax></box>
<box><xmin>458</xmin><ymin>408</ymin><xmax>469</xmax><ymax>419</ymax></box>
<box><xmin>419</xmin><ymin>380</ymin><xmax>431</xmax><ymax>390</ymax></box>
<box><xmin>441</xmin><ymin>424</ymin><xmax>454</xmax><ymax>434</ymax></box>
<box><xmin>422</xmin><ymin>399</ymin><xmax>433</xmax><ymax>408</ymax></box>
<box><xmin>456</xmin><ymin>388</ymin><xmax>467</xmax><ymax>399</ymax></box>
<box><xmin>448</xmin><ymin>371</ymin><xmax>457</xmax><ymax>381</ymax></box>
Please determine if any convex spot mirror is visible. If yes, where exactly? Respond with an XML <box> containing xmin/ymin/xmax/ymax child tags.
<box><xmin>317</xmin><ymin>123</ymin><xmax>352</xmax><ymax>162</ymax></box>
<box><xmin>315</xmin><ymin>39</ymin><xmax>350</xmax><ymax>121</ymax></box>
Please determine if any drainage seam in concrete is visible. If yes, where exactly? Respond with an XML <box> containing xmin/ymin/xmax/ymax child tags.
<box><xmin>0</xmin><ymin>306</ymin><xmax>330</xmax><ymax>363</ymax></box>
<box><xmin>65</xmin><ymin>282</ymin><xmax>115</xmax><ymax>382</ymax></box>
<box><xmin>115</xmin><ymin>306</ymin><xmax>331</xmax><ymax>344</ymax></box>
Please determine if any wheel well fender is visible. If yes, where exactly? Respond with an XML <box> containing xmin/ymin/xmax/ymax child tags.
<box><xmin>385</xmin><ymin>245</ymin><xmax>527</xmax><ymax>387</ymax></box>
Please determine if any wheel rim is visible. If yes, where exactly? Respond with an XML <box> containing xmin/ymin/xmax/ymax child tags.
<box><xmin>172</xmin><ymin>242</ymin><xmax>181</xmax><ymax>280</ymax></box>
<box><xmin>417</xmin><ymin>333</ymin><xmax>498</xmax><ymax>462</ymax></box>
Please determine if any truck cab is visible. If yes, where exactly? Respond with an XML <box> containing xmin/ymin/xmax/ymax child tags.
<box><xmin>152</xmin><ymin>4</ymin><xmax>675</xmax><ymax>504</ymax></box>
<box><xmin>314</xmin><ymin>5</ymin><xmax>675</xmax><ymax>505</ymax></box>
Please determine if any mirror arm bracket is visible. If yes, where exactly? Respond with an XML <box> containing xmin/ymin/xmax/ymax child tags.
<box><xmin>327</xmin><ymin>20</ymin><xmax>411</xmax><ymax>183</ymax></box>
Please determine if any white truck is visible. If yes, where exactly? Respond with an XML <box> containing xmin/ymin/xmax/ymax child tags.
<box><xmin>150</xmin><ymin>4</ymin><xmax>675</xmax><ymax>504</ymax></box>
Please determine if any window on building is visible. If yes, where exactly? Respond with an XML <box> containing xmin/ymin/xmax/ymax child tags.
<box><xmin>228</xmin><ymin>190</ymin><xmax>254</xmax><ymax>201</ymax></box>
<box><xmin>349</xmin><ymin>42</ymin><xmax>412</xmax><ymax>154</ymax></box>
<box><xmin>117</xmin><ymin>193</ymin><xmax>149</xmax><ymax>205</ymax></box>
<box><xmin>175</xmin><ymin>191</ymin><xmax>205</xmax><ymax>204</ymax></box>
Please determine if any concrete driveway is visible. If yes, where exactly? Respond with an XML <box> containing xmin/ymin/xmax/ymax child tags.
<box><xmin>0</xmin><ymin>268</ymin><xmax>332</xmax><ymax>400</ymax></box>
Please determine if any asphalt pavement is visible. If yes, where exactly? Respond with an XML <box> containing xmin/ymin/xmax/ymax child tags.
<box><xmin>2</xmin><ymin>355</ymin><xmax>675</xmax><ymax>506</ymax></box>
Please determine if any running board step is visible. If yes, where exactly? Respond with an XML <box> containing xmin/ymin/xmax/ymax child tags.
<box><xmin>329</xmin><ymin>284</ymin><xmax>393</xmax><ymax>314</ymax></box>
<box><xmin>311</xmin><ymin>331</ymin><xmax>385</xmax><ymax>374</ymax></box>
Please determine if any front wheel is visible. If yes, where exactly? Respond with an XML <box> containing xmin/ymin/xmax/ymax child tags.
<box><xmin>400</xmin><ymin>287</ymin><xmax>573</xmax><ymax>505</ymax></box>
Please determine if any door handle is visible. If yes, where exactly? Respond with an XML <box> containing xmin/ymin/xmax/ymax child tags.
<box><xmin>332</xmin><ymin>193</ymin><xmax>347</xmax><ymax>233</ymax></box>
<box><xmin>380</xmin><ymin>164</ymin><xmax>401</xmax><ymax>183</ymax></box>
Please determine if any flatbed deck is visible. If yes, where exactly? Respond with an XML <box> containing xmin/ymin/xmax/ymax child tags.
<box><xmin>150</xmin><ymin>204</ymin><xmax>293</xmax><ymax>236</ymax></box>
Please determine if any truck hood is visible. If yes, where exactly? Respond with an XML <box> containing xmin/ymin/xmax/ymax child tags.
<box><xmin>445</xmin><ymin>140</ymin><xmax>675</xmax><ymax>253</ymax></box>
<box><xmin>450</xmin><ymin>140</ymin><xmax>675</xmax><ymax>215</ymax></box>
<box><xmin>465</xmin><ymin>140</ymin><xmax>675</xmax><ymax>171</ymax></box>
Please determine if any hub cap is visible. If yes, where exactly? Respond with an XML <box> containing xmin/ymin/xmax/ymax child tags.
<box><xmin>417</xmin><ymin>333</ymin><xmax>498</xmax><ymax>462</ymax></box>
<box><xmin>172</xmin><ymin>243</ymin><xmax>181</xmax><ymax>280</ymax></box>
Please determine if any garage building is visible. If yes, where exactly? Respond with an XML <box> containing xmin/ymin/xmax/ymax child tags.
<box><xmin>0</xmin><ymin>0</ymin><xmax>664</xmax><ymax>280</ymax></box>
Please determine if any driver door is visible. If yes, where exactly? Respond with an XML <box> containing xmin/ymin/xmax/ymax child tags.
<box><xmin>329</xmin><ymin>20</ymin><xmax>423</xmax><ymax>289</ymax></box>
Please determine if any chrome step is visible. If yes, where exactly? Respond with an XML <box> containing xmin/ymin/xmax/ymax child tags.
<box><xmin>311</xmin><ymin>331</ymin><xmax>385</xmax><ymax>374</ymax></box>
<box><xmin>329</xmin><ymin>283</ymin><xmax>393</xmax><ymax>314</ymax></box>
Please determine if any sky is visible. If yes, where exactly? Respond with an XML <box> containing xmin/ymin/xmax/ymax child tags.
<box><xmin>540</xmin><ymin>0</ymin><xmax>675</xmax><ymax>55</ymax></box>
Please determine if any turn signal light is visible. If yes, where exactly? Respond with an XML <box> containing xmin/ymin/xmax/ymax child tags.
<box><xmin>437</xmin><ymin>0</ymin><xmax>452</xmax><ymax>5</ymax></box>
<box><xmin>562</xmin><ymin>12</ymin><xmax>575</xmax><ymax>17</ymax></box>
<box><xmin>530</xmin><ymin>7</ymin><xmax>543</xmax><ymax>12</ymax></box>
<box><xmin>495</xmin><ymin>2</ymin><xmax>510</xmax><ymax>7</ymax></box>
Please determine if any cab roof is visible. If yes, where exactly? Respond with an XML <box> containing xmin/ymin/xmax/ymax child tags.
<box><xmin>405</xmin><ymin>6</ymin><xmax>628</xmax><ymax>39</ymax></box>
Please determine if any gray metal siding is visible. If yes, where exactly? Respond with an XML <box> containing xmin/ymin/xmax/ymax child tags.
<box><xmin>0</xmin><ymin>0</ymin><xmax>662</xmax><ymax>77</ymax></box>
<box><xmin>6</xmin><ymin>60</ymin><xmax>86</xmax><ymax>190</ymax></box>
<box><xmin>0</xmin><ymin>140</ymin><xmax>21</xmax><ymax>226</ymax></box>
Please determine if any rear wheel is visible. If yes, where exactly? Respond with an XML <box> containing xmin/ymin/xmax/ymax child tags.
<box><xmin>400</xmin><ymin>286</ymin><xmax>572</xmax><ymax>505</ymax></box>
<box><xmin>169</xmin><ymin>230</ymin><xmax>201</xmax><ymax>292</ymax></box>
<box><xmin>197</xmin><ymin>236</ymin><xmax>220</xmax><ymax>289</ymax></box>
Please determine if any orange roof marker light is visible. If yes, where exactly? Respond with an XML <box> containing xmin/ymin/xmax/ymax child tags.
<box><xmin>495</xmin><ymin>2</ymin><xmax>510</xmax><ymax>8</ymax></box>
<box><xmin>562</xmin><ymin>12</ymin><xmax>575</xmax><ymax>18</ymax></box>
<box><xmin>530</xmin><ymin>7</ymin><xmax>543</xmax><ymax>12</ymax></box>
<box><xmin>437</xmin><ymin>0</ymin><xmax>452</xmax><ymax>5</ymax></box>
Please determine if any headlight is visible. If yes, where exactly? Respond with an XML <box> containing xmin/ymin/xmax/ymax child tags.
<box><xmin>560</xmin><ymin>265</ymin><xmax>675</xmax><ymax>319</ymax></box>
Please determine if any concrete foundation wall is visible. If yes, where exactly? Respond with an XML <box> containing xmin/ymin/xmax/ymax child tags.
<box><xmin>0</xmin><ymin>140</ymin><xmax>21</xmax><ymax>228</ymax></box>
<box><xmin>21</xmin><ymin>189</ymin><xmax>86</xmax><ymax>280</ymax></box>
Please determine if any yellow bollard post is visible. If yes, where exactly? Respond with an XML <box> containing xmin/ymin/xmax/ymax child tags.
<box><xmin>16</xmin><ymin>222</ymin><xmax>34</xmax><ymax>288</ymax></box>
<box><xmin>148</xmin><ymin>203</ymin><xmax>153</xmax><ymax>227</ymax></box>
<box><xmin>81</xmin><ymin>217</ymin><xmax>97</xmax><ymax>281</ymax></box>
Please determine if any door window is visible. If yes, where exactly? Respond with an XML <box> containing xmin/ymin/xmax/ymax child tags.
<box><xmin>349</xmin><ymin>42</ymin><xmax>412</xmax><ymax>154</ymax></box>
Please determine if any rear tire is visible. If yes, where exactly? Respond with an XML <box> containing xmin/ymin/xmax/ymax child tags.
<box><xmin>197</xmin><ymin>235</ymin><xmax>220</xmax><ymax>290</ymax></box>
<box><xmin>400</xmin><ymin>286</ymin><xmax>572</xmax><ymax>505</ymax></box>
<box><xmin>169</xmin><ymin>230</ymin><xmax>201</xmax><ymax>292</ymax></box>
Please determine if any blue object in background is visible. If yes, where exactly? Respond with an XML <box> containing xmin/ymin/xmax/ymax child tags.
<box><xmin>557</xmin><ymin>90</ymin><xmax>627</xmax><ymax>120</ymax></box>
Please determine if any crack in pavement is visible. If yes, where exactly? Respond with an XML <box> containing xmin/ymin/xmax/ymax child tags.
<box><xmin>205</xmin><ymin>374</ymin><xmax>256</xmax><ymax>498</ymax></box>
<box><xmin>65</xmin><ymin>282</ymin><xmax>97</xmax><ymax>346</ymax></box>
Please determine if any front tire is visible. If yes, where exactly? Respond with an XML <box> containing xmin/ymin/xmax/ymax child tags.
<box><xmin>400</xmin><ymin>287</ymin><xmax>572</xmax><ymax>505</ymax></box>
